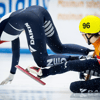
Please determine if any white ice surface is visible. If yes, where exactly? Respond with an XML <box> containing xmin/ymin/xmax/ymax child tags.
<box><xmin>0</xmin><ymin>53</ymin><xmax>100</xmax><ymax>100</ymax></box>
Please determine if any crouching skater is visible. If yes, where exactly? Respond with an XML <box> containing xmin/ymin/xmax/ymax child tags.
<box><xmin>0</xmin><ymin>6</ymin><xmax>92</xmax><ymax>85</ymax></box>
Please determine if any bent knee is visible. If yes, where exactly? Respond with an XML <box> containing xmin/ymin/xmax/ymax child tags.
<box><xmin>34</xmin><ymin>57</ymin><xmax>47</xmax><ymax>68</ymax></box>
<box><xmin>70</xmin><ymin>81</ymin><xmax>82</xmax><ymax>93</ymax></box>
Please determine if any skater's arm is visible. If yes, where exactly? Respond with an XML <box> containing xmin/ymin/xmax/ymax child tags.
<box><xmin>10</xmin><ymin>38</ymin><xmax>20</xmax><ymax>74</ymax></box>
<box><xmin>0</xmin><ymin>38</ymin><xmax>20</xmax><ymax>85</ymax></box>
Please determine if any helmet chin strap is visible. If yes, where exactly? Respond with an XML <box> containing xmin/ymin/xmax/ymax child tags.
<box><xmin>85</xmin><ymin>34</ymin><xmax>95</xmax><ymax>45</ymax></box>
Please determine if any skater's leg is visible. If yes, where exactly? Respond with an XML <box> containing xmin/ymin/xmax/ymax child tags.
<box><xmin>23</xmin><ymin>11</ymin><xmax>72</xmax><ymax>67</ymax></box>
<box><xmin>70</xmin><ymin>78</ymin><xmax>100</xmax><ymax>93</ymax></box>
<box><xmin>43</xmin><ymin>9</ymin><xmax>90</xmax><ymax>55</ymax></box>
<box><xmin>40</xmin><ymin>58</ymin><xmax>100</xmax><ymax>78</ymax></box>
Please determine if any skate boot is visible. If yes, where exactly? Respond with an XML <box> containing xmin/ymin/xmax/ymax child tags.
<box><xmin>26</xmin><ymin>66</ymin><xmax>43</xmax><ymax>76</ymax></box>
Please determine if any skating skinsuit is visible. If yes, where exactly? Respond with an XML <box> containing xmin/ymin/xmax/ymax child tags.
<box><xmin>0</xmin><ymin>6</ymin><xmax>90</xmax><ymax>74</ymax></box>
<box><xmin>92</xmin><ymin>38</ymin><xmax>100</xmax><ymax>64</ymax></box>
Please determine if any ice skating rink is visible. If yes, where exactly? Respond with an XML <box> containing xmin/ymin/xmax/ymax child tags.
<box><xmin>0</xmin><ymin>53</ymin><xmax>100</xmax><ymax>100</ymax></box>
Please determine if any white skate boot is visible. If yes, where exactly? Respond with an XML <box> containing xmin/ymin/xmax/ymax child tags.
<box><xmin>26</xmin><ymin>66</ymin><xmax>43</xmax><ymax>76</ymax></box>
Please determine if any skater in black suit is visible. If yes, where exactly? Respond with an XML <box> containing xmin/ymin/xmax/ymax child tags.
<box><xmin>0</xmin><ymin>6</ymin><xmax>92</xmax><ymax>85</ymax></box>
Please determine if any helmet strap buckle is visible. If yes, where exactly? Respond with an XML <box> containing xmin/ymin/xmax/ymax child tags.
<box><xmin>85</xmin><ymin>34</ymin><xmax>95</xmax><ymax>45</ymax></box>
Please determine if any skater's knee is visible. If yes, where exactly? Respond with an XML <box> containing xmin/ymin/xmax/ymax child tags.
<box><xmin>70</xmin><ymin>81</ymin><xmax>81</xmax><ymax>93</ymax></box>
<box><xmin>34</xmin><ymin>57</ymin><xmax>47</xmax><ymax>68</ymax></box>
<box><xmin>36</xmin><ymin>61</ymin><xmax>47</xmax><ymax>68</ymax></box>
<box><xmin>51</xmin><ymin>45</ymin><xmax>64</xmax><ymax>54</ymax></box>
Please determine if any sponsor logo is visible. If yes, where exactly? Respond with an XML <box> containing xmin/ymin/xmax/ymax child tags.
<box><xmin>25</xmin><ymin>23</ymin><xmax>36</xmax><ymax>52</ymax></box>
<box><xmin>47</xmin><ymin>58</ymin><xmax>66</xmax><ymax>66</ymax></box>
<box><xmin>0</xmin><ymin>0</ymin><xmax>50</xmax><ymax>18</ymax></box>
<box><xmin>25</xmin><ymin>23</ymin><xmax>35</xmax><ymax>45</ymax></box>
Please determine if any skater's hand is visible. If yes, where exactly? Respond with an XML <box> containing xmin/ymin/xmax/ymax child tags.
<box><xmin>0</xmin><ymin>73</ymin><xmax>14</xmax><ymax>85</ymax></box>
<box><xmin>80</xmin><ymin>51</ymin><xmax>95</xmax><ymax>60</ymax></box>
<box><xmin>87</xmin><ymin>50</ymin><xmax>95</xmax><ymax>58</ymax></box>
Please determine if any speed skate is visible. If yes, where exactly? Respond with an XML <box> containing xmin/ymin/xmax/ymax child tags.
<box><xmin>15</xmin><ymin>65</ymin><xmax>46</xmax><ymax>85</ymax></box>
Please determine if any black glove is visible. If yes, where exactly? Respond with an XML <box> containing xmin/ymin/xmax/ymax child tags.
<box><xmin>79</xmin><ymin>72</ymin><xmax>85</xmax><ymax>80</ymax></box>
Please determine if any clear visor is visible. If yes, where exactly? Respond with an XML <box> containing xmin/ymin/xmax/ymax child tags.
<box><xmin>80</xmin><ymin>32</ymin><xmax>85</xmax><ymax>34</ymax></box>
<box><xmin>80</xmin><ymin>32</ymin><xmax>93</xmax><ymax>35</ymax></box>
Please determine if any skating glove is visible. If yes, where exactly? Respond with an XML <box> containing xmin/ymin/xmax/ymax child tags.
<box><xmin>86</xmin><ymin>50</ymin><xmax>95</xmax><ymax>58</ymax></box>
<box><xmin>79</xmin><ymin>50</ymin><xmax>95</xmax><ymax>60</ymax></box>
<box><xmin>0</xmin><ymin>73</ymin><xmax>14</xmax><ymax>85</ymax></box>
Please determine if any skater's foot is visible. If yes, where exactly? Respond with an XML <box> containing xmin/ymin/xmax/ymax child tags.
<box><xmin>26</xmin><ymin>66</ymin><xmax>43</xmax><ymax>76</ymax></box>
